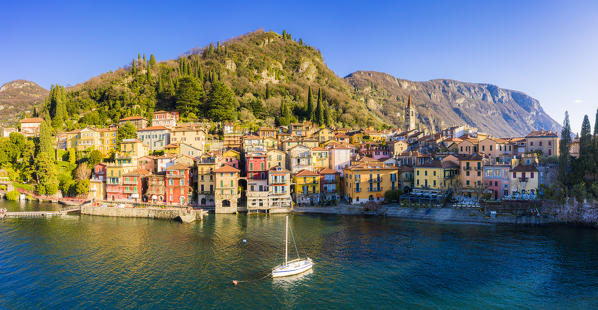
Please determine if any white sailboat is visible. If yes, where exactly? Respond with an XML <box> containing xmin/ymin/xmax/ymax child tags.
<box><xmin>272</xmin><ymin>215</ymin><xmax>313</xmax><ymax>278</ymax></box>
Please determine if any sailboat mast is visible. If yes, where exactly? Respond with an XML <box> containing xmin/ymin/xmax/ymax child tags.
<box><xmin>285</xmin><ymin>215</ymin><xmax>288</xmax><ymax>265</ymax></box>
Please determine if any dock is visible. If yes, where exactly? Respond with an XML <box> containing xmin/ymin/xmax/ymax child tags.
<box><xmin>2</xmin><ymin>206</ymin><xmax>81</xmax><ymax>218</ymax></box>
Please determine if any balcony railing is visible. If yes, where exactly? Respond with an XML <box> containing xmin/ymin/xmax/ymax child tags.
<box><xmin>368</xmin><ymin>179</ymin><xmax>382</xmax><ymax>183</ymax></box>
<box><xmin>519</xmin><ymin>177</ymin><xmax>528</xmax><ymax>182</ymax></box>
<box><xmin>368</xmin><ymin>187</ymin><xmax>384</xmax><ymax>192</ymax></box>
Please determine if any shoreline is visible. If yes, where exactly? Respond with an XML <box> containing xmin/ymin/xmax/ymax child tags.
<box><xmin>293</xmin><ymin>204</ymin><xmax>562</xmax><ymax>226</ymax></box>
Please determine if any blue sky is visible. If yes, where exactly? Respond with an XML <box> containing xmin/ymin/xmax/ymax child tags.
<box><xmin>2</xmin><ymin>0</ymin><xmax>597</xmax><ymax>131</ymax></box>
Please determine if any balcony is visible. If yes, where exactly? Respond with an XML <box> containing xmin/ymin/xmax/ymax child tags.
<box><xmin>519</xmin><ymin>177</ymin><xmax>528</xmax><ymax>182</ymax></box>
<box><xmin>322</xmin><ymin>178</ymin><xmax>336</xmax><ymax>184</ymax></box>
<box><xmin>368</xmin><ymin>179</ymin><xmax>382</xmax><ymax>183</ymax></box>
<box><xmin>368</xmin><ymin>187</ymin><xmax>384</xmax><ymax>192</ymax></box>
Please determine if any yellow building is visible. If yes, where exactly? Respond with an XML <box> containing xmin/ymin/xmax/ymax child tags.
<box><xmin>267</xmin><ymin>149</ymin><xmax>287</xmax><ymax>170</ymax></box>
<box><xmin>65</xmin><ymin>127</ymin><xmax>117</xmax><ymax>155</ymax></box>
<box><xmin>509</xmin><ymin>164</ymin><xmax>539</xmax><ymax>196</ymax></box>
<box><xmin>197</xmin><ymin>153</ymin><xmax>218</xmax><ymax>207</ymax></box>
<box><xmin>119</xmin><ymin>139</ymin><xmax>149</xmax><ymax>161</ymax></box>
<box><xmin>414</xmin><ymin>160</ymin><xmax>459</xmax><ymax>192</ymax></box>
<box><xmin>311</xmin><ymin>147</ymin><xmax>329</xmax><ymax>170</ymax></box>
<box><xmin>343</xmin><ymin>162</ymin><xmax>399</xmax><ymax>204</ymax></box>
<box><xmin>214</xmin><ymin>164</ymin><xmax>241</xmax><ymax>213</ymax></box>
<box><xmin>314</xmin><ymin>128</ymin><xmax>334</xmax><ymax>144</ymax></box>
<box><xmin>293</xmin><ymin>169</ymin><xmax>320</xmax><ymax>205</ymax></box>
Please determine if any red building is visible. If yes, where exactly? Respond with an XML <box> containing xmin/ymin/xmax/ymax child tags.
<box><xmin>122</xmin><ymin>169</ymin><xmax>149</xmax><ymax>202</ymax></box>
<box><xmin>165</xmin><ymin>163</ymin><xmax>191</xmax><ymax>205</ymax></box>
<box><xmin>93</xmin><ymin>163</ymin><xmax>107</xmax><ymax>182</ymax></box>
<box><xmin>245</xmin><ymin>152</ymin><xmax>267</xmax><ymax>180</ymax></box>
<box><xmin>145</xmin><ymin>173</ymin><xmax>166</xmax><ymax>203</ymax></box>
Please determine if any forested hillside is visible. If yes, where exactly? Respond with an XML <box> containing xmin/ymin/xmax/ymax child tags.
<box><xmin>43</xmin><ymin>30</ymin><xmax>381</xmax><ymax>131</ymax></box>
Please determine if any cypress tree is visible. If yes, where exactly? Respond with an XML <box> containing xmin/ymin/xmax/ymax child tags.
<box><xmin>266</xmin><ymin>84</ymin><xmax>270</xmax><ymax>99</ymax></box>
<box><xmin>578</xmin><ymin>114</ymin><xmax>594</xmax><ymax>180</ymax></box>
<box><xmin>324</xmin><ymin>102</ymin><xmax>332</xmax><ymax>127</ymax></box>
<box><xmin>132</xmin><ymin>59</ymin><xmax>137</xmax><ymax>74</ymax></box>
<box><xmin>594</xmin><ymin>109</ymin><xmax>598</xmax><ymax>164</ymax></box>
<box><xmin>307</xmin><ymin>86</ymin><xmax>314</xmax><ymax>121</ymax></box>
<box><xmin>146</xmin><ymin>63</ymin><xmax>151</xmax><ymax>83</ymax></box>
<box><xmin>316</xmin><ymin>88</ymin><xmax>324</xmax><ymax>125</ymax></box>
<box><xmin>150</xmin><ymin>54</ymin><xmax>156</xmax><ymax>66</ymax></box>
<box><xmin>138</xmin><ymin>53</ymin><xmax>141</xmax><ymax>62</ymax></box>
<box><xmin>143</xmin><ymin>54</ymin><xmax>146</xmax><ymax>63</ymax></box>
<box><xmin>558</xmin><ymin>111</ymin><xmax>572</xmax><ymax>188</ymax></box>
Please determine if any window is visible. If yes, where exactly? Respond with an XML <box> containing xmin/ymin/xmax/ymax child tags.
<box><xmin>530</xmin><ymin>172</ymin><xmax>534</xmax><ymax>178</ymax></box>
<box><xmin>513</xmin><ymin>172</ymin><xmax>516</xmax><ymax>178</ymax></box>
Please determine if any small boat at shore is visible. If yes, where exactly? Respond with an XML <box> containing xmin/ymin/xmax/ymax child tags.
<box><xmin>272</xmin><ymin>216</ymin><xmax>313</xmax><ymax>278</ymax></box>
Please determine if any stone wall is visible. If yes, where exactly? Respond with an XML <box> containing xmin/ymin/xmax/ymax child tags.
<box><xmin>384</xmin><ymin>206</ymin><xmax>557</xmax><ymax>225</ymax></box>
<box><xmin>81</xmin><ymin>204</ymin><xmax>204</xmax><ymax>220</ymax></box>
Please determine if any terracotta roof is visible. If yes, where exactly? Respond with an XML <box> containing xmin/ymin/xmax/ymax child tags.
<box><xmin>420</xmin><ymin>160</ymin><xmax>459</xmax><ymax>169</ymax></box>
<box><xmin>269</xmin><ymin>165</ymin><xmax>290</xmax><ymax>173</ymax></box>
<box><xmin>213</xmin><ymin>164</ymin><xmax>240</xmax><ymax>173</ymax></box>
<box><xmin>164</xmin><ymin>143</ymin><xmax>179</xmax><ymax>148</ymax></box>
<box><xmin>311</xmin><ymin>146</ymin><xmax>327</xmax><ymax>151</ymax></box>
<box><xmin>318</xmin><ymin>168</ymin><xmax>337</xmax><ymax>174</ymax></box>
<box><xmin>119</xmin><ymin>116</ymin><xmax>144</xmax><ymax>121</ymax></box>
<box><xmin>20</xmin><ymin>117</ymin><xmax>44</xmax><ymax>123</ymax></box>
<box><xmin>138</xmin><ymin>126</ymin><xmax>170</xmax><ymax>131</ymax></box>
<box><xmin>512</xmin><ymin>164</ymin><xmax>538</xmax><ymax>172</ymax></box>
<box><xmin>526</xmin><ymin>130</ymin><xmax>558</xmax><ymax>138</ymax></box>
<box><xmin>166</xmin><ymin>163</ymin><xmax>191</xmax><ymax>170</ymax></box>
<box><xmin>295</xmin><ymin>169</ymin><xmax>320</xmax><ymax>177</ymax></box>
<box><xmin>123</xmin><ymin>168</ymin><xmax>151</xmax><ymax>177</ymax></box>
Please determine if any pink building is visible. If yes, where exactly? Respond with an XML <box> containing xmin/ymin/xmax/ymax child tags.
<box><xmin>246</xmin><ymin>152</ymin><xmax>267</xmax><ymax>180</ymax></box>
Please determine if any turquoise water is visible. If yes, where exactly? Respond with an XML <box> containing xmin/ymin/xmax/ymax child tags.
<box><xmin>2</xmin><ymin>206</ymin><xmax>598</xmax><ymax>309</ymax></box>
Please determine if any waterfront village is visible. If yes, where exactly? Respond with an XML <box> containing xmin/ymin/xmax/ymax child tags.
<box><xmin>4</xmin><ymin>98</ymin><xmax>569</xmax><ymax>214</ymax></box>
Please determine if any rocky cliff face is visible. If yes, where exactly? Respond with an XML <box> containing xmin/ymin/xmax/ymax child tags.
<box><xmin>0</xmin><ymin>80</ymin><xmax>48</xmax><ymax>127</ymax></box>
<box><xmin>345</xmin><ymin>71</ymin><xmax>561</xmax><ymax>137</ymax></box>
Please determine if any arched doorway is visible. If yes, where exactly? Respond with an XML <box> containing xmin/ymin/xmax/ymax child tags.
<box><xmin>222</xmin><ymin>200</ymin><xmax>231</xmax><ymax>207</ymax></box>
<box><xmin>368</xmin><ymin>195</ymin><xmax>374</xmax><ymax>201</ymax></box>
<box><xmin>201</xmin><ymin>198</ymin><xmax>206</xmax><ymax>205</ymax></box>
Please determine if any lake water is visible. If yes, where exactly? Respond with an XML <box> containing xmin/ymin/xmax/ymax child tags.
<box><xmin>2</xmin><ymin>201</ymin><xmax>598</xmax><ymax>309</ymax></box>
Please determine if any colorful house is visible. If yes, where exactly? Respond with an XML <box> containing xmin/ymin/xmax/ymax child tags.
<box><xmin>268</xmin><ymin>166</ymin><xmax>293</xmax><ymax>209</ymax></box>
<box><xmin>119</xmin><ymin>116</ymin><xmax>147</xmax><ymax>130</ymax></box>
<box><xmin>267</xmin><ymin>149</ymin><xmax>287</xmax><ymax>170</ymax></box>
<box><xmin>413</xmin><ymin>160</ymin><xmax>459</xmax><ymax>192</ymax></box>
<box><xmin>311</xmin><ymin>147</ymin><xmax>329</xmax><ymax>170</ymax></box>
<box><xmin>246</xmin><ymin>152</ymin><xmax>267</xmax><ymax>180</ymax></box>
<box><xmin>509</xmin><ymin>164</ymin><xmax>539</xmax><ymax>196</ymax></box>
<box><xmin>165</xmin><ymin>163</ymin><xmax>191</xmax><ymax>205</ymax></box>
<box><xmin>318</xmin><ymin>168</ymin><xmax>341</xmax><ymax>202</ymax></box>
<box><xmin>525</xmin><ymin>130</ymin><xmax>559</xmax><ymax>157</ymax></box>
<box><xmin>145</xmin><ymin>173</ymin><xmax>166</xmax><ymax>203</ymax></box>
<box><xmin>343</xmin><ymin>162</ymin><xmax>399</xmax><ymax>204</ymax></box>
<box><xmin>152</xmin><ymin>110</ymin><xmax>179</xmax><ymax>129</ymax></box>
<box><xmin>220</xmin><ymin>149</ymin><xmax>241</xmax><ymax>169</ymax></box>
<box><xmin>197</xmin><ymin>153</ymin><xmax>218</xmax><ymax>207</ymax></box>
<box><xmin>19</xmin><ymin>117</ymin><xmax>44</xmax><ymax>137</ymax></box>
<box><xmin>137</xmin><ymin>126</ymin><xmax>171</xmax><ymax>151</ymax></box>
<box><xmin>171</xmin><ymin>124</ymin><xmax>206</xmax><ymax>153</ymax></box>
<box><xmin>214</xmin><ymin>165</ymin><xmax>241</xmax><ymax>213</ymax></box>
<box><xmin>293</xmin><ymin>169</ymin><xmax>320</xmax><ymax>205</ymax></box>
<box><xmin>288</xmin><ymin>145</ymin><xmax>312</xmax><ymax>173</ymax></box>
<box><xmin>458</xmin><ymin>153</ymin><xmax>485</xmax><ymax>198</ymax></box>
<box><xmin>483</xmin><ymin>164</ymin><xmax>511</xmax><ymax>200</ymax></box>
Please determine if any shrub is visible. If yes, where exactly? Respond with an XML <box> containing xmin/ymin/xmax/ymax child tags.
<box><xmin>5</xmin><ymin>190</ymin><xmax>20</xmax><ymax>201</ymax></box>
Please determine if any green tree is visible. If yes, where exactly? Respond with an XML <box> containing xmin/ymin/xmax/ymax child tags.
<box><xmin>117</xmin><ymin>122</ymin><xmax>137</xmax><ymax>144</ymax></box>
<box><xmin>35</xmin><ymin>152</ymin><xmax>59</xmax><ymax>195</ymax></box>
<box><xmin>132</xmin><ymin>59</ymin><xmax>137</xmax><ymax>74</ymax></box>
<box><xmin>74</xmin><ymin>179</ymin><xmax>90</xmax><ymax>196</ymax></box>
<box><xmin>324</xmin><ymin>103</ymin><xmax>332</xmax><ymax>127</ymax></box>
<box><xmin>38</xmin><ymin>120</ymin><xmax>54</xmax><ymax>156</ymax></box>
<box><xmin>87</xmin><ymin>150</ymin><xmax>104</xmax><ymax>168</ymax></box>
<box><xmin>206</xmin><ymin>81</ymin><xmax>237</xmax><ymax>121</ymax></box>
<box><xmin>146</xmin><ymin>63</ymin><xmax>152</xmax><ymax>83</ymax></box>
<box><xmin>150</xmin><ymin>54</ymin><xmax>156</xmax><ymax>66</ymax></box>
<box><xmin>315</xmin><ymin>88</ymin><xmax>324</xmax><ymax>125</ymax></box>
<box><xmin>575</xmin><ymin>114</ymin><xmax>594</xmax><ymax>183</ymax></box>
<box><xmin>175</xmin><ymin>76</ymin><xmax>205</xmax><ymax>117</ymax></box>
<box><xmin>68</xmin><ymin>148</ymin><xmax>76</xmax><ymax>165</ymax></box>
<box><xmin>558</xmin><ymin>111</ymin><xmax>572</xmax><ymax>189</ymax></box>
<box><xmin>307</xmin><ymin>86</ymin><xmax>314</xmax><ymax>121</ymax></box>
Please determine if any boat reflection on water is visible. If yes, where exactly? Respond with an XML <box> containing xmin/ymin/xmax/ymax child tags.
<box><xmin>271</xmin><ymin>268</ymin><xmax>313</xmax><ymax>288</ymax></box>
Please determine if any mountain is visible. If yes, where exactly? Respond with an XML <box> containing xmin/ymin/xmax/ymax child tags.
<box><xmin>345</xmin><ymin>71</ymin><xmax>561</xmax><ymax>137</ymax></box>
<box><xmin>59</xmin><ymin>30</ymin><xmax>381</xmax><ymax>130</ymax></box>
<box><xmin>30</xmin><ymin>30</ymin><xmax>558</xmax><ymax>136</ymax></box>
<box><xmin>0</xmin><ymin>80</ymin><xmax>48</xmax><ymax>127</ymax></box>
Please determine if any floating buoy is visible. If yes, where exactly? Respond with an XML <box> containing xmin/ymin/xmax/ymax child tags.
<box><xmin>242</xmin><ymin>239</ymin><xmax>247</xmax><ymax>243</ymax></box>
<box><xmin>232</xmin><ymin>280</ymin><xmax>239</xmax><ymax>286</ymax></box>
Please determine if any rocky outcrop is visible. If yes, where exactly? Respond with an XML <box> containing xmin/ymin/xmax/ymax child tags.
<box><xmin>345</xmin><ymin>71</ymin><xmax>561</xmax><ymax>137</ymax></box>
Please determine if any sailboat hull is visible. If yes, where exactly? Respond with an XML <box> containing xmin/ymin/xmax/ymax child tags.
<box><xmin>272</xmin><ymin>258</ymin><xmax>313</xmax><ymax>278</ymax></box>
